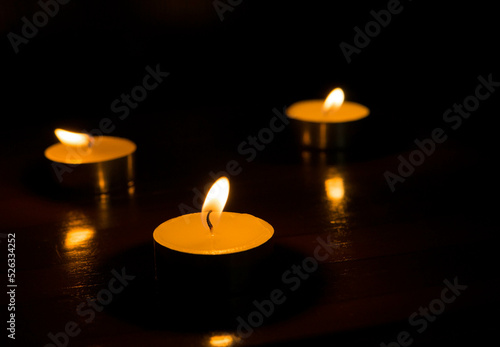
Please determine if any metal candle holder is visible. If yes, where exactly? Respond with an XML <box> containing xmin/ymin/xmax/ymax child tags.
<box><xmin>45</xmin><ymin>136</ymin><xmax>136</xmax><ymax>195</ymax></box>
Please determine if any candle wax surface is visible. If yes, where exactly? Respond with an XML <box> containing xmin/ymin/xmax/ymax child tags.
<box><xmin>45</xmin><ymin>136</ymin><xmax>136</xmax><ymax>164</ymax></box>
<box><xmin>286</xmin><ymin>100</ymin><xmax>369</xmax><ymax>123</ymax></box>
<box><xmin>154</xmin><ymin>212</ymin><xmax>274</xmax><ymax>255</ymax></box>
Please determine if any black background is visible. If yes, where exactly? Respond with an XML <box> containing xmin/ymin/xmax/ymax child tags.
<box><xmin>2</xmin><ymin>0</ymin><xmax>498</xmax><ymax>154</ymax></box>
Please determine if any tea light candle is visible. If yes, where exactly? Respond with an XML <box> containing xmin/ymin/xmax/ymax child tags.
<box><xmin>286</xmin><ymin>88</ymin><xmax>370</xmax><ymax>149</ymax></box>
<box><xmin>44</xmin><ymin>129</ymin><xmax>136</xmax><ymax>194</ymax></box>
<box><xmin>153</xmin><ymin>177</ymin><xmax>274</xmax><ymax>294</ymax></box>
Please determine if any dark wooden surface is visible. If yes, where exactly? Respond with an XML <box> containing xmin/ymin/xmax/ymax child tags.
<box><xmin>2</xmin><ymin>1</ymin><xmax>500</xmax><ymax>346</ymax></box>
<box><xmin>2</xmin><ymin>110</ymin><xmax>500</xmax><ymax>346</ymax></box>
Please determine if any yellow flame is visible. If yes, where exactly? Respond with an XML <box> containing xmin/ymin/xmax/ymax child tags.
<box><xmin>55</xmin><ymin>128</ymin><xmax>92</xmax><ymax>148</ymax></box>
<box><xmin>322</xmin><ymin>88</ymin><xmax>345</xmax><ymax>114</ymax></box>
<box><xmin>209</xmin><ymin>334</ymin><xmax>237</xmax><ymax>347</ymax></box>
<box><xmin>201</xmin><ymin>177</ymin><xmax>230</xmax><ymax>232</ymax></box>
<box><xmin>325</xmin><ymin>176</ymin><xmax>344</xmax><ymax>201</ymax></box>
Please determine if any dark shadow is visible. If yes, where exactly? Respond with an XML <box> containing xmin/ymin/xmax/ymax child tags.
<box><xmin>100</xmin><ymin>241</ymin><xmax>329</xmax><ymax>333</ymax></box>
<box><xmin>20</xmin><ymin>157</ymin><xmax>134</xmax><ymax>203</ymax></box>
<box><xmin>21</xmin><ymin>157</ymin><xmax>63</xmax><ymax>198</ymax></box>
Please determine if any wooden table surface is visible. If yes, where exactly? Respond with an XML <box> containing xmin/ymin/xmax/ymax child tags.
<box><xmin>2</xmin><ymin>106</ymin><xmax>499</xmax><ymax>346</ymax></box>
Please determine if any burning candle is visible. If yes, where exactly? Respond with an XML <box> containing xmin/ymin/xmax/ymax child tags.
<box><xmin>286</xmin><ymin>88</ymin><xmax>370</xmax><ymax>150</ymax></box>
<box><xmin>154</xmin><ymin>177</ymin><xmax>273</xmax><ymax>255</ymax></box>
<box><xmin>153</xmin><ymin>177</ymin><xmax>274</xmax><ymax>294</ymax></box>
<box><xmin>44</xmin><ymin>129</ymin><xmax>136</xmax><ymax>194</ymax></box>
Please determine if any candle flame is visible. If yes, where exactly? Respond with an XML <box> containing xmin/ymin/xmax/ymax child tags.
<box><xmin>322</xmin><ymin>88</ymin><xmax>345</xmax><ymax>114</ymax></box>
<box><xmin>201</xmin><ymin>177</ymin><xmax>230</xmax><ymax>233</ymax></box>
<box><xmin>55</xmin><ymin>128</ymin><xmax>93</xmax><ymax>148</ymax></box>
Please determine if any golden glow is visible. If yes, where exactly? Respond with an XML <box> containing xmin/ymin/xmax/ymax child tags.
<box><xmin>97</xmin><ymin>165</ymin><xmax>107</xmax><ymax>193</ymax></box>
<box><xmin>61</xmin><ymin>212</ymin><xmax>97</xmax><ymax>294</ymax></box>
<box><xmin>209</xmin><ymin>334</ymin><xmax>238</xmax><ymax>347</ymax></box>
<box><xmin>301</xmin><ymin>128</ymin><xmax>311</xmax><ymax>146</ymax></box>
<box><xmin>62</xmin><ymin>211</ymin><xmax>96</xmax><ymax>250</ymax></box>
<box><xmin>322</xmin><ymin>88</ymin><xmax>345</xmax><ymax>114</ymax></box>
<box><xmin>325</xmin><ymin>176</ymin><xmax>344</xmax><ymax>201</ymax></box>
<box><xmin>201</xmin><ymin>177</ymin><xmax>230</xmax><ymax>232</ymax></box>
<box><xmin>64</xmin><ymin>227</ymin><xmax>95</xmax><ymax>249</ymax></box>
<box><xmin>55</xmin><ymin>128</ymin><xmax>93</xmax><ymax>148</ymax></box>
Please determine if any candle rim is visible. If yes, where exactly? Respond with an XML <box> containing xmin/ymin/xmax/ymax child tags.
<box><xmin>153</xmin><ymin>212</ymin><xmax>274</xmax><ymax>255</ymax></box>
<box><xmin>44</xmin><ymin>136</ymin><xmax>136</xmax><ymax>164</ymax></box>
<box><xmin>286</xmin><ymin>100</ymin><xmax>369</xmax><ymax>123</ymax></box>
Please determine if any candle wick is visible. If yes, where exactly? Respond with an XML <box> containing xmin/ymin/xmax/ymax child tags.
<box><xmin>87</xmin><ymin>135</ymin><xmax>95</xmax><ymax>149</ymax></box>
<box><xmin>207</xmin><ymin>210</ymin><xmax>213</xmax><ymax>232</ymax></box>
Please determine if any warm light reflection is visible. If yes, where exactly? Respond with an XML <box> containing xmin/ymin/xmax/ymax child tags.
<box><xmin>209</xmin><ymin>334</ymin><xmax>238</xmax><ymax>347</ymax></box>
<box><xmin>323</xmin><ymin>171</ymin><xmax>349</xmax><ymax>260</ymax></box>
<box><xmin>322</xmin><ymin>87</ymin><xmax>345</xmax><ymax>114</ymax></box>
<box><xmin>64</xmin><ymin>228</ymin><xmax>95</xmax><ymax>249</ymax></box>
<box><xmin>201</xmin><ymin>177</ymin><xmax>230</xmax><ymax>233</ymax></box>
<box><xmin>63</xmin><ymin>211</ymin><xmax>96</xmax><ymax>251</ymax></box>
<box><xmin>55</xmin><ymin>128</ymin><xmax>93</xmax><ymax>149</ymax></box>
<box><xmin>97</xmin><ymin>165</ymin><xmax>107</xmax><ymax>193</ymax></box>
<box><xmin>61</xmin><ymin>211</ymin><xmax>97</xmax><ymax>297</ymax></box>
<box><xmin>325</xmin><ymin>176</ymin><xmax>345</xmax><ymax>201</ymax></box>
<box><xmin>302</xmin><ymin>128</ymin><xmax>312</xmax><ymax>147</ymax></box>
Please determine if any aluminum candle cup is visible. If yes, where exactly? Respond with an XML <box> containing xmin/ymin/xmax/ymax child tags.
<box><xmin>286</xmin><ymin>90</ymin><xmax>370</xmax><ymax>150</ymax></box>
<box><xmin>153</xmin><ymin>212</ymin><xmax>274</xmax><ymax>297</ymax></box>
<box><xmin>44</xmin><ymin>135</ymin><xmax>136</xmax><ymax>194</ymax></box>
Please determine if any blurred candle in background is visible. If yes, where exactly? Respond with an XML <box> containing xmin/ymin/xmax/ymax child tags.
<box><xmin>44</xmin><ymin>129</ymin><xmax>136</xmax><ymax>194</ymax></box>
<box><xmin>287</xmin><ymin>88</ymin><xmax>370</xmax><ymax>150</ymax></box>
